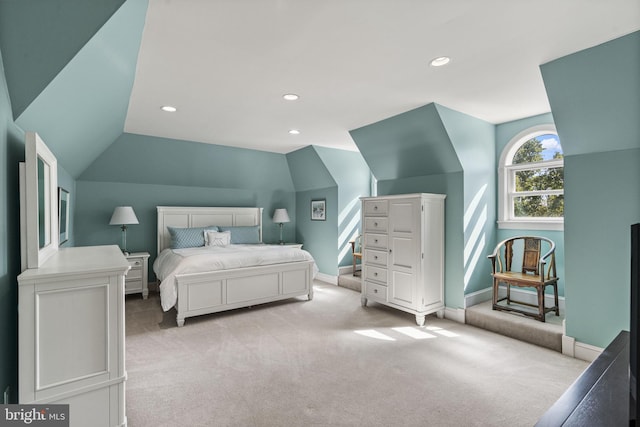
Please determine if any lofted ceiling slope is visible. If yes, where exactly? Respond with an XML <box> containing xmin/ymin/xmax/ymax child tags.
<box><xmin>1</xmin><ymin>1</ymin><xmax>639</xmax><ymax>178</ymax></box>
<box><xmin>0</xmin><ymin>0</ymin><xmax>126</xmax><ymax>119</ymax></box>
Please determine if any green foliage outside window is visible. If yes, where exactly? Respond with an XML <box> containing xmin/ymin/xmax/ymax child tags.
<box><xmin>512</xmin><ymin>137</ymin><xmax>564</xmax><ymax>218</ymax></box>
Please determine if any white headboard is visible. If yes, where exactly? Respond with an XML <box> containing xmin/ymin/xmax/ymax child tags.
<box><xmin>156</xmin><ymin>206</ymin><xmax>264</xmax><ymax>255</ymax></box>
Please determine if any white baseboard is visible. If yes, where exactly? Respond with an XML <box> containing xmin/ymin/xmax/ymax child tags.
<box><xmin>444</xmin><ymin>307</ymin><xmax>465</xmax><ymax>324</ymax></box>
<box><xmin>338</xmin><ymin>265</ymin><xmax>356</xmax><ymax>276</ymax></box>
<box><xmin>315</xmin><ymin>272</ymin><xmax>337</xmax><ymax>285</ymax></box>
<box><xmin>464</xmin><ymin>287</ymin><xmax>492</xmax><ymax>308</ymax></box>
<box><xmin>465</xmin><ymin>285</ymin><xmax>566</xmax><ymax>312</ymax></box>
<box><xmin>562</xmin><ymin>334</ymin><xmax>603</xmax><ymax>362</ymax></box>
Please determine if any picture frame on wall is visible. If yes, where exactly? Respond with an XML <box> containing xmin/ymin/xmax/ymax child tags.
<box><xmin>58</xmin><ymin>187</ymin><xmax>70</xmax><ymax>245</ymax></box>
<box><xmin>311</xmin><ymin>199</ymin><xmax>326</xmax><ymax>221</ymax></box>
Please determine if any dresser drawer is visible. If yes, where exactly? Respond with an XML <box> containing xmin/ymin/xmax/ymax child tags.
<box><xmin>363</xmin><ymin>200</ymin><xmax>388</xmax><ymax>216</ymax></box>
<box><xmin>364</xmin><ymin>248</ymin><xmax>388</xmax><ymax>266</ymax></box>
<box><xmin>364</xmin><ymin>233</ymin><xmax>388</xmax><ymax>250</ymax></box>
<box><xmin>365</xmin><ymin>281</ymin><xmax>387</xmax><ymax>301</ymax></box>
<box><xmin>364</xmin><ymin>265</ymin><xmax>387</xmax><ymax>284</ymax></box>
<box><xmin>363</xmin><ymin>217</ymin><xmax>388</xmax><ymax>233</ymax></box>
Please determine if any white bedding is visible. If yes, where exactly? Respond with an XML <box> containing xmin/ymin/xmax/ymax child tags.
<box><xmin>154</xmin><ymin>244</ymin><xmax>317</xmax><ymax>311</ymax></box>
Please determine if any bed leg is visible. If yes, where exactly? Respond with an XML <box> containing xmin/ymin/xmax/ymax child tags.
<box><xmin>308</xmin><ymin>288</ymin><xmax>314</xmax><ymax>301</ymax></box>
<box><xmin>176</xmin><ymin>316</ymin><xmax>185</xmax><ymax>327</ymax></box>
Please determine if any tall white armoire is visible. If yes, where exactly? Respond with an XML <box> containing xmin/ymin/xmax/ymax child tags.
<box><xmin>360</xmin><ymin>193</ymin><xmax>446</xmax><ymax>326</ymax></box>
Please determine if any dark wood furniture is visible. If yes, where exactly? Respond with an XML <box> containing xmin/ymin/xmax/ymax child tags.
<box><xmin>488</xmin><ymin>236</ymin><xmax>559</xmax><ymax>322</ymax></box>
<box><xmin>536</xmin><ymin>331</ymin><xmax>629</xmax><ymax>426</ymax></box>
<box><xmin>350</xmin><ymin>235</ymin><xmax>362</xmax><ymax>277</ymax></box>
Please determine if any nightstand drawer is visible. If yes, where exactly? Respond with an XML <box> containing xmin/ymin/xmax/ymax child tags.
<box><xmin>127</xmin><ymin>267</ymin><xmax>142</xmax><ymax>280</ymax></box>
<box><xmin>125</xmin><ymin>280</ymin><xmax>143</xmax><ymax>293</ymax></box>
<box><xmin>128</xmin><ymin>258</ymin><xmax>144</xmax><ymax>268</ymax></box>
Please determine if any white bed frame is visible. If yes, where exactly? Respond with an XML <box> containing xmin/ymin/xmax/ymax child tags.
<box><xmin>157</xmin><ymin>206</ymin><xmax>314</xmax><ymax>326</ymax></box>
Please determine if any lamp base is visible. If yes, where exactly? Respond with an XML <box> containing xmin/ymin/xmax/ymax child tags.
<box><xmin>122</xmin><ymin>249</ymin><xmax>130</xmax><ymax>256</ymax></box>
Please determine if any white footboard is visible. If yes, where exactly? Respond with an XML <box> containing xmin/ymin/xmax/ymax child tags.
<box><xmin>174</xmin><ymin>260</ymin><xmax>314</xmax><ymax>326</ymax></box>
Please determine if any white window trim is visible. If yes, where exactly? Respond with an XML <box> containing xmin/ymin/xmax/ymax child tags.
<box><xmin>498</xmin><ymin>124</ymin><xmax>564</xmax><ymax>231</ymax></box>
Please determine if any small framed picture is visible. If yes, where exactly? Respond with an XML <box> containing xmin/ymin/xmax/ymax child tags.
<box><xmin>311</xmin><ymin>199</ymin><xmax>326</xmax><ymax>221</ymax></box>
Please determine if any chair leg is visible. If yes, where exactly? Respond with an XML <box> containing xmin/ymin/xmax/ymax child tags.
<box><xmin>492</xmin><ymin>279</ymin><xmax>499</xmax><ymax>308</ymax></box>
<box><xmin>553</xmin><ymin>282</ymin><xmax>559</xmax><ymax>316</ymax></box>
<box><xmin>352</xmin><ymin>257</ymin><xmax>356</xmax><ymax>276</ymax></box>
<box><xmin>537</xmin><ymin>286</ymin><xmax>545</xmax><ymax>322</ymax></box>
<box><xmin>506</xmin><ymin>284</ymin><xmax>511</xmax><ymax>304</ymax></box>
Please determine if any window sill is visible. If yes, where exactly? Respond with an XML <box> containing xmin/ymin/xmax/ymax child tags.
<box><xmin>498</xmin><ymin>220</ymin><xmax>564</xmax><ymax>231</ymax></box>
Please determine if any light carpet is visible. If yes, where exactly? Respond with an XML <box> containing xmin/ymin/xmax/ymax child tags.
<box><xmin>125</xmin><ymin>282</ymin><xmax>587</xmax><ymax>427</ymax></box>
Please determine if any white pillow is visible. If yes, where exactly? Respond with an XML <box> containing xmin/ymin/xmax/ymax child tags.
<box><xmin>205</xmin><ymin>230</ymin><xmax>231</xmax><ymax>247</ymax></box>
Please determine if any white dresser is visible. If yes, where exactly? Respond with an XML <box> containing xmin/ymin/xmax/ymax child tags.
<box><xmin>360</xmin><ymin>193</ymin><xmax>446</xmax><ymax>326</ymax></box>
<box><xmin>17</xmin><ymin>245</ymin><xmax>130</xmax><ymax>427</ymax></box>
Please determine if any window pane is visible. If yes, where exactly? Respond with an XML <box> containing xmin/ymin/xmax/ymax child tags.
<box><xmin>515</xmin><ymin>167</ymin><xmax>564</xmax><ymax>191</ymax></box>
<box><xmin>514</xmin><ymin>195</ymin><xmax>564</xmax><ymax>218</ymax></box>
<box><xmin>513</xmin><ymin>134</ymin><xmax>563</xmax><ymax>164</ymax></box>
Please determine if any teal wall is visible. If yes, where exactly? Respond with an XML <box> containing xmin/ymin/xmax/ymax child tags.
<box><xmin>11</xmin><ymin>0</ymin><xmax>147</xmax><ymax>179</ymax></box>
<box><xmin>541</xmin><ymin>31</ymin><xmax>640</xmax><ymax>347</ymax></box>
<box><xmin>495</xmin><ymin>113</ymin><xmax>566</xmax><ymax>297</ymax></box>
<box><xmin>286</xmin><ymin>145</ymin><xmax>370</xmax><ymax>275</ymax></box>
<box><xmin>76</xmin><ymin>133</ymin><xmax>297</xmax><ymax>277</ymax></box>
<box><xmin>314</xmin><ymin>146</ymin><xmax>371</xmax><ymax>267</ymax></box>
<box><xmin>351</xmin><ymin>102</ymin><xmax>495</xmax><ymax>309</ymax></box>
<box><xmin>436</xmin><ymin>104</ymin><xmax>496</xmax><ymax>296</ymax></box>
<box><xmin>0</xmin><ymin>48</ymin><xmax>24</xmax><ymax>404</ymax></box>
<box><xmin>0</xmin><ymin>0</ymin><xmax>126</xmax><ymax>118</ymax></box>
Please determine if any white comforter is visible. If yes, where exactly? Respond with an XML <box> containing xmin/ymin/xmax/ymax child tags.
<box><xmin>154</xmin><ymin>244</ymin><xmax>317</xmax><ymax>311</ymax></box>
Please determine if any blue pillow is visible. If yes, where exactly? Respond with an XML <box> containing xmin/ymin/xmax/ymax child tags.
<box><xmin>168</xmin><ymin>226</ymin><xmax>219</xmax><ymax>249</ymax></box>
<box><xmin>218</xmin><ymin>226</ymin><xmax>261</xmax><ymax>244</ymax></box>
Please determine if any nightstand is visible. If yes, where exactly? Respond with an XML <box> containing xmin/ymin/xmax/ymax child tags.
<box><xmin>124</xmin><ymin>252</ymin><xmax>150</xmax><ymax>299</ymax></box>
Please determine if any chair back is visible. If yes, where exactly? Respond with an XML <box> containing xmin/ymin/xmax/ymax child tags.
<box><xmin>491</xmin><ymin>236</ymin><xmax>556</xmax><ymax>279</ymax></box>
<box><xmin>522</xmin><ymin>238</ymin><xmax>541</xmax><ymax>275</ymax></box>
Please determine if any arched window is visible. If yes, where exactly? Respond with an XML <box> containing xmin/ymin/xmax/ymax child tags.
<box><xmin>498</xmin><ymin>125</ymin><xmax>564</xmax><ymax>230</ymax></box>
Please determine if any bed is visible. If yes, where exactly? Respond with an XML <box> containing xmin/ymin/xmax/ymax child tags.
<box><xmin>154</xmin><ymin>206</ymin><xmax>316</xmax><ymax>326</ymax></box>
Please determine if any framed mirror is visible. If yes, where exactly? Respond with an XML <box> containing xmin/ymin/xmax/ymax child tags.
<box><xmin>20</xmin><ymin>131</ymin><xmax>59</xmax><ymax>270</ymax></box>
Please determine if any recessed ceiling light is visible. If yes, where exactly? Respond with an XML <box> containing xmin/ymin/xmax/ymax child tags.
<box><xmin>283</xmin><ymin>94</ymin><xmax>299</xmax><ymax>101</ymax></box>
<box><xmin>430</xmin><ymin>56</ymin><xmax>451</xmax><ymax>67</ymax></box>
<box><xmin>161</xmin><ymin>105</ymin><xmax>177</xmax><ymax>112</ymax></box>
<box><xmin>288</xmin><ymin>129</ymin><xmax>300</xmax><ymax>135</ymax></box>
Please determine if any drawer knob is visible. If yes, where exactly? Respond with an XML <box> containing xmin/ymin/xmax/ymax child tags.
<box><xmin>374</xmin><ymin>222</ymin><xmax>378</xmax><ymax>227</ymax></box>
<box><xmin>374</xmin><ymin>255</ymin><xmax>378</xmax><ymax>260</ymax></box>
<box><xmin>374</xmin><ymin>206</ymin><xmax>378</xmax><ymax>210</ymax></box>
<box><xmin>374</xmin><ymin>239</ymin><xmax>378</xmax><ymax>243</ymax></box>
<box><xmin>134</xmin><ymin>261</ymin><xmax>140</xmax><ymax>266</ymax></box>
<box><xmin>374</xmin><ymin>272</ymin><xmax>378</xmax><ymax>276</ymax></box>
<box><xmin>373</xmin><ymin>289</ymin><xmax>378</xmax><ymax>293</ymax></box>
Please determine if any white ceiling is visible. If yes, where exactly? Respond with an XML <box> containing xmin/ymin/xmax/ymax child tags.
<box><xmin>124</xmin><ymin>0</ymin><xmax>640</xmax><ymax>154</ymax></box>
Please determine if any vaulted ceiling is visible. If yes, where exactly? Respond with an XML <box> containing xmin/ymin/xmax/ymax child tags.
<box><xmin>1</xmin><ymin>0</ymin><xmax>639</xmax><ymax>177</ymax></box>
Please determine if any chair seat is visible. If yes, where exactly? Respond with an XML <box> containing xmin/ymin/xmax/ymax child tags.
<box><xmin>492</xmin><ymin>272</ymin><xmax>558</xmax><ymax>286</ymax></box>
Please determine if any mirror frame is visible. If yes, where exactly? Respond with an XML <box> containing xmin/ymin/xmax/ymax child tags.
<box><xmin>20</xmin><ymin>131</ymin><xmax>59</xmax><ymax>269</ymax></box>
